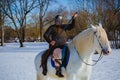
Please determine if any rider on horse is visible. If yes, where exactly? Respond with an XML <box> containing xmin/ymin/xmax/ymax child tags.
<box><xmin>41</xmin><ymin>12</ymin><xmax>78</xmax><ymax>77</ymax></box>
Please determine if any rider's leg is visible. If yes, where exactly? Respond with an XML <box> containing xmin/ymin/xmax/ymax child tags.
<box><xmin>53</xmin><ymin>48</ymin><xmax>64</xmax><ymax>77</ymax></box>
<box><xmin>56</xmin><ymin>65</ymin><xmax>64</xmax><ymax>77</ymax></box>
<box><xmin>41</xmin><ymin>46</ymin><xmax>55</xmax><ymax>75</ymax></box>
<box><xmin>41</xmin><ymin>50</ymin><xmax>49</xmax><ymax>75</ymax></box>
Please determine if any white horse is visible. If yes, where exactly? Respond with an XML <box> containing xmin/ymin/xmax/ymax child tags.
<box><xmin>34</xmin><ymin>24</ymin><xmax>111</xmax><ymax>80</ymax></box>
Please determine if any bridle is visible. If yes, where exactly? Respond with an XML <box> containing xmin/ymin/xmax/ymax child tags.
<box><xmin>74</xmin><ymin>31</ymin><xmax>104</xmax><ymax>66</ymax></box>
<box><xmin>94</xmin><ymin>31</ymin><xmax>108</xmax><ymax>54</ymax></box>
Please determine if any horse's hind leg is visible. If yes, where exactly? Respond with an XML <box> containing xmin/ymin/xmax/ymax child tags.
<box><xmin>37</xmin><ymin>73</ymin><xmax>40</xmax><ymax>80</ymax></box>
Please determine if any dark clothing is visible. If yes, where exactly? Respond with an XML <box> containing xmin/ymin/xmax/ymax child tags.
<box><xmin>44</xmin><ymin>18</ymin><xmax>75</xmax><ymax>46</ymax></box>
<box><xmin>41</xmin><ymin>16</ymin><xmax>76</xmax><ymax>76</ymax></box>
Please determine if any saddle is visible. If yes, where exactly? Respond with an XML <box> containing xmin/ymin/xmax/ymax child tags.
<box><xmin>40</xmin><ymin>44</ymin><xmax>70</xmax><ymax>75</ymax></box>
<box><xmin>51</xmin><ymin>45</ymin><xmax>70</xmax><ymax>68</ymax></box>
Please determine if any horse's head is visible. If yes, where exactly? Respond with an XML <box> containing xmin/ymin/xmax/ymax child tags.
<box><xmin>91</xmin><ymin>24</ymin><xmax>111</xmax><ymax>55</ymax></box>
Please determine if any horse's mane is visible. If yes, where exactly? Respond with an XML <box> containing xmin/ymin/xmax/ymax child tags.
<box><xmin>72</xmin><ymin>27</ymin><xmax>96</xmax><ymax>42</ymax></box>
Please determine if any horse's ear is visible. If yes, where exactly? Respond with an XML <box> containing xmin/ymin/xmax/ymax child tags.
<box><xmin>90</xmin><ymin>24</ymin><xmax>96</xmax><ymax>29</ymax></box>
<box><xmin>90</xmin><ymin>24</ymin><xmax>97</xmax><ymax>31</ymax></box>
<box><xmin>99</xmin><ymin>23</ymin><xmax>102</xmax><ymax>28</ymax></box>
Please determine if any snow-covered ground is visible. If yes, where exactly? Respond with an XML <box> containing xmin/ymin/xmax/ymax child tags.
<box><xmin>0</xmin><ymin>42</ymin><xmax>120</xmax><ymax>80</ymax></box>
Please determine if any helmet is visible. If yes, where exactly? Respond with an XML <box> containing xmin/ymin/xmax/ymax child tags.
<box><xmin>55</xmin><ymin>15</ymin><xmax>63</xmax><ymax>25</ymax></box>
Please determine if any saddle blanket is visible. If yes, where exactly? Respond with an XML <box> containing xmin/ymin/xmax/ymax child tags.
<box><xmin>51</xmin><ymin>45</ymin><xmax>70</xmax><ymax>68</ymax></box>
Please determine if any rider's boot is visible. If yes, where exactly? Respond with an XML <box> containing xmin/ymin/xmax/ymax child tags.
<box><xmin>41</xmin><ymin>51</ymin><xmax>49</xmax><ymax>75</ymax></box>
<box><xmin>56</xmin><ymin>66</ymin><xmax>64</xmax><ymax>77</ymax></box>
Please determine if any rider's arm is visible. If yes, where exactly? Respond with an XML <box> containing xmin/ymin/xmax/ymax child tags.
<box><xmin>63</xmin><ymin>13</ymin><xmax>78</xmax><ymax>30</ymax></box>
<box><xmin>66</xmin><ymin>17</ymin><xmax>75</xmax><ymax>30</ymax></box>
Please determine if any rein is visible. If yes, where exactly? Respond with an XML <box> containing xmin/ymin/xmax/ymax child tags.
<box><xmin>74</xmin><ymin>31</ymin><xmax>104</xmax><ymax>66</ymax></box>
<box><xmin>74</xmin><ymin>46</ymin><xmax>103</xmax><ymax>66</ymax></box>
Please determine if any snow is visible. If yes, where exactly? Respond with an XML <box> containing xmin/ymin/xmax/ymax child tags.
<box><xmin>0</xmin><ymin>42</ymin><xmax>120</xmax><ymax>80</ymax></box>
<box><xmin>91</xmin><ymin>49</ymin><xmax>120</xmax><ymax>80</ymax></box>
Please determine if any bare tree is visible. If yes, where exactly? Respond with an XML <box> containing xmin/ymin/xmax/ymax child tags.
<box><xmin>69</xmin><ymin>0</ymin><xmax>120</xmax><ymax>49</ymax></box>
<box><xmin>101</xmin><ymin>0</ymin><xmax>120</xmax><ymax>48</ymax></box>
<box><xmin>30</xmin><ymin>13</ymin><xmax>39</xmax><ymax>39</ymax></box>
<box><xmin>37</xmin><ymin>0</ymin><xmax>56</xmax><ymax>42</ymax></box>
<box><xmin>0</xmin><ymin>1</ymin><xmax>5</xmax><ymax>46</ymax></box>
<box><xmin>37</xmin><ymin>0</ymin><xmax>49</xmax><ymax>41</ymax></box>
<box><xmin>2</xmin><ymin>0</ymin><xmax>38</xmax><ymax>47</ymax></box>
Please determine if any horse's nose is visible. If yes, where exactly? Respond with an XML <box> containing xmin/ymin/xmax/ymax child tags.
<box><xmin>102</xmin><ymin>47</ymin><xmax>110</xmax><ymax>55</ymax></box>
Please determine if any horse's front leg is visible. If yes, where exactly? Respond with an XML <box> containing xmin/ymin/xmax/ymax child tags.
<box><xmin>80</xmin><ymin>76</ymin><xmax>90</xmax><ymax>80</ymax></box>
<box><xmin>80</xmin><ymin>66</ymin><xmax>92</xmax><ymax>80</ymax></box>
<box><xmin>66</xmin><ymin>73</ymin><xmax>79</xmax><ymax>80</ymax></box>
<box><xmin>36</xmin><ymin>73</ymin><xmax>43</xmax><ymax>80</ymax></box>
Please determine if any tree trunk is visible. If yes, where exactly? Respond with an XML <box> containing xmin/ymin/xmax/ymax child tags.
<box><xmin>116</xmin><ymin>30</ymin><xmax>120</xmax><ymax>49</ymax></box>
<box><xmin>22</xmin><ymin>27</ymin><xmax>25</xmax><ymax>42</ymax></box>
<box><xmin>19</xmin><ymin>39</ymin><xmax>24</xmax><ymax>47</ymax></box>
<box><xmin>18</xmin><ymin>32</ymin><xmax>24</xmax><ymax>47</ymax></box>
<box><xmin>39</xmin><ymin>15</ymin><xmax>43</xmax><ymax>42</ymax></box>
<box><xmin>22</xmin><ymin>16</ymin><xmax>26</xmax><ymax>42</ymax></box>
<box><xmin>15</xmin><ymin>27</ymin><xmax>24</xmax><ymax>47</ymax></box>
<box><xmin>0</xmin><ymin>8</ymin><xmax>4</xmax><ymax>46</ymax></box>
<box><xmin>118</xmin><ymin>30</ymin><xmax>120</xmax><ymax>48</ymax></box>
<box><xmin>113</xmin><ymin>30</ymin><xmax>118</xmax><ymax>49</ymax></box>
<box><xmin>1</xmin><ymin>23</ymin><xmax>4</xmax><ymax>46</ymax></box>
